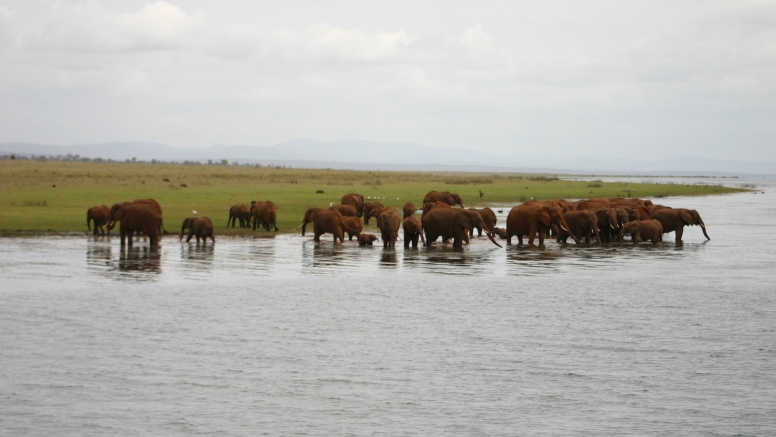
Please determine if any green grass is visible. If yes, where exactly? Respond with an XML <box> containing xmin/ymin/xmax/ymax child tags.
<box><xmin>0</xmin><ymin>159</ymin><xmax>745</xmax><ymax>235</ymax></box>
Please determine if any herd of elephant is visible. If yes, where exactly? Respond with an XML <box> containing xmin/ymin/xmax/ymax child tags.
<box><xmin>85</xmin><ymin>190</ymin><xmax>709</xmax><ymax>249</ymax></box>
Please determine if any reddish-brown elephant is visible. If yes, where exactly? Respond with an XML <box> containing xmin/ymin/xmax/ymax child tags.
<box><xmin>620</xmin><ymin>219</ymin><xmax>663</xmax><ymax>244</ymax></box>
<box><xmin>358</xmin><ymin>233</ymin><xmax>379</xmax><ymax>246</ymax></box>
<box><xmin>87</xmin><ymin>205</ymin><xmax>110</xmax><ymax>235</ymax></box>
<box><xmin>422</xmin><ymin>208</ymin><xmax>501</xmax><ymax>249</ymax></box>
<box><xmin>301</xmin><ymin>207</ymin><xmax>347</xmax><ymax>243</ymax></box>
<box><xmin>181</xmin><ymin>217</ymin><xmax>215</xmax><ymax>244</ymax></box>
<box><xmin>329</xmin><ymin>204</ymin><xmax>359</xmax><ymax>218</ymax></box>
<box><xmin>109</xmin><ymin>202</ymin><xmax>162</xmax><ymax>247</ymax></box>
<box><xmin>341</xmin><ymin>193</ymin><xmax>365</xmax><ymax>217</ymax></box>
<box><xmin>650</xmin><ymin>208</ymin><xmax>709</xmax><ymax>242</ymax></box>
<box><xmin>342</xmin><ymin>216</ymin><xmax>363</xmax><ymax>240</ymax></box>
<box><xmin>467</xmin><ymin>208</ymin><xmax>497</xmax><ymax>237</ymax></box>
<box><xmin>251</xmin><ymin>201</ymin><xmax>279</xmax><ymax>232</ymax></box>
<box><xmin>558</xmin><ymin>210</ymin><xmax>601</xmax><ymax>244</ymax></box>
<box><xmin>506</xmin><ymin>204</ymin><xmax>578</xmax><ymax>246</ymax></box>
<box><xmin>108</xmin><ymin>198</ymin><xmax>166</xmax><ymax>235</ymax></box>
<box><xmin>403</xmin><ymin>216</ymin><xmax>426</xmax><ymax>248</ymax></box>
<box><xmin>363</xmin><ymin>202</ymin><xmax>385</xmax><ymax>224</ymax></box>
<box><xmin>403</xmin><ymin>202</ymin><xmax>417</xmax><ymax>219</ymax></box>
<box><xmin>594</xmin><ymin>208</ymin><xmax>619</xmax><ymax>243</ymax></box>
<box><xmin>228</xmin><ymin>204</ymin><xmax>251</xmax><ymax>228</ymax></box>
<box><xmin>423</xmin><ymin>191</ymin><xmax>464</xmax><ymax>208</ymax></box>
<box><xmin>377</xmin><ymin>209</ymin><xmax>401</xmax><ymax>249</ymax></box>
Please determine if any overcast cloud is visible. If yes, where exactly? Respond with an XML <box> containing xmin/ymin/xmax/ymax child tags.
<box><xmin>1</xmin><ymin>0</ymin><xmax>774</xmax><ymax>161</ymax></box>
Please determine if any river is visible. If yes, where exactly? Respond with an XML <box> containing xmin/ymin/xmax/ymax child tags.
<box><xmin>1</xmin><ymin>178</ymin><xmax>775</xmax><ymax>436</ymax></box>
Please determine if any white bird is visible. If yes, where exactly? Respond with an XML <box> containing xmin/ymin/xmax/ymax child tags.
<box><xmin>367</xmin><ymin>196</ymin><xmax>371</xmax><ymax>199</ymax></box>
<box><xmin>192</xmin><ymin>210</ymin><xmax>198</xmax><ymax>215</ymax></box>
<box><xmin>396</xmin><ymin>197</ymin><xmax>399</xmax><ymax>200</ymax></box>
<box><xmin>330</xmin><ymin>202</ymin><xmax>333</xmax><ymax>206</ymax></box>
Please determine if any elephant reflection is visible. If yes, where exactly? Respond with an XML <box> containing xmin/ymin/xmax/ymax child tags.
<box><xmin>118</xmin><ymin>246</ymin><xmax>161</xmax><ymax>275</ymax></box>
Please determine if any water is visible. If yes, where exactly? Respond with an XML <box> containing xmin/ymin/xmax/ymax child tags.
<box><xmin>2</xmin><ymin>181</ymin><xmax>775</xmax><ymax>436</ymax></box>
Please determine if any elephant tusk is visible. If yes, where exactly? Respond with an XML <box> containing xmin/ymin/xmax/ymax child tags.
<box><xmin>561</xmin><ymin>226</ymin><xmax>569</xmax><ymax>232</ymax></box>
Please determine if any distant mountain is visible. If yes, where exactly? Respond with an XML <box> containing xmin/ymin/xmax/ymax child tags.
<box><xmin>2</xmin><ymin>140</ymin><xmax>775</xmax><ymax>176</ymax></box>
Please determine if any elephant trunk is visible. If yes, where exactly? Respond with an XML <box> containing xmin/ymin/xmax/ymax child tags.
<box><xmin>420</xmin><ymin>231</ymin><xmax>426</xmax><ymax>246</ymax></box>
<box><xmin>700</xmin><ymin>220</ymin><xmax>710</xmax><ymax>240</ymax></box>
<box><xmin>486</xmin><ymin>232</ymin><xmax>502</xmax><ymax>248</ymax></box>
<box><xmin>559</xmin><ymin>218</ymin><xmax>580</xmax><ymax>243</ymax></box>
<box><xmin>87</xmin><ymin>213</ymin><xmax>92</xmax><ymax>231</ymax></box>
<box><xmin>593</xmin><ymin>226</ymin><xmax>602</xmax><ymax>244</ymax></box>
<box><xmin>300</xmin><ymin>220</ymin><xmax>308</xmax><ymax>236</ymax></box>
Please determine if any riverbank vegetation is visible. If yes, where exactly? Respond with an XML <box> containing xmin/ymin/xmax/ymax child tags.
<box><xmin>0</xmin><ymin>159</ymin><xmax>745</xmax><ymax>234</ymax></box>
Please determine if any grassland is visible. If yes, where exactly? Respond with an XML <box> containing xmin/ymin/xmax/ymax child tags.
<box><xmin>0</xmin><ymin>159</ymin><xmax>745</xmax><ymax>235</ymax></box>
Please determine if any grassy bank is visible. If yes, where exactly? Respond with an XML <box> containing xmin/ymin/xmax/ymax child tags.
<box><xmin>0</xmin><ymin>160</ymin><xmax>744</xmax><ymax>235</ymax></box>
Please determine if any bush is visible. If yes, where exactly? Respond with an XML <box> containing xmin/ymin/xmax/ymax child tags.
<box><xmin>527</xmin><ymin>176</ymin><xmax>559</xmax><ymax>182</ymax></box>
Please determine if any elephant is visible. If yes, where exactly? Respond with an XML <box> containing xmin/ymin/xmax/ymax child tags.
<box><xmin>180</xmin><ymin>217</ymin><xmax>197</xmax><ymax>239</ymax></box>
<box><xmin>619</xmin><ymin>219</ymin><xmax>663</xmax><ymax>244</ymax></box>
<box><xmin>228</xmin><ymin>204</ymin><xmax>251</xmax><ymax>228</ymax></box>
<box><xmin>182</xmin><ymin>217</ymin><xmax>215</xmax><ymax>244</ymax></box>
<box><xmin>422</xmin><ymin>208</ymin><xmax>501</xmax><ymax>249</ymax></box>
<box><xmin>493</xmin><ymin>227</ymin><xmax>508</xmax><ymax>239</ymax></box>
<box><xmin>594</xmin><ymin>208</ymin><xmax>619</xmax><ymax>243</ymax></box>
<box><xmin>421</xmin><ymin>201</ymin><xmax>452</xmax><ymax>218</ymax></box>
<box><xmin>342</xmin><ymin>216</ymin><xmax>363</xmax><ymax>240</ymax></box>
<box><xmin>301</xmin><ymin>207</ymin><xmax>348</xmax><ymax>243</ymax></box>
<box><xmin>363</xmin><ymin>202</ymin><xmax>385</xmax><ymax>224</ymax></box>
<box><xmin>377</xmin><ymin>209</ymin><xmax>401</xmax><ymax>249</ymax></box>
<box><xmin>505</xmin><ymin>204</ymin><xmax>578</xmax><ymax>246</ymax></box>
<box><xmin>341</xmin><ymin>193</ymin><xmax>365</xmax><ymax>217</ymax></box>
<box><xmin>329</xmin><ymin>204</ymin><xmax>359</xmax><ymax>218</ymax></box>
<box><xmin>610</xmin><ymin>208</ymin><xmax>633</xmax><ymax>242</ymax></box>
<box><xmin>608</xmin><ymin>197</ymin><xmax>653</xmax><ymax>207</ymax></box>
<box><xmin>108</xmin><ymin>202</ymin><xmax>162</xmax><ymax>247</ymax></box>
<box><xmin>403</xmin><ymin>202</ymin><xmax>417</xmax><ymax>219</ymax></box>
<box><xmin>575</xmin><ymin>198</ymin><xmax>613</xmax><ymax>211</ymax></box>
<box><xmin>423</xmin><ymin>191</ymin><xmax>464</xmax><ymax>208</ymax></box>
<box><xmin>251</xmin><ymin>201</ymin><xmax>279</xmax><ymax>232</ymax></box>
<box><xmin>558</xmin><ymin>210</ymin><xmax>601</xmax><ymax>244</ymax></box>
<box><xmin>403</xmin><ymin>216</ymin><xmax>426</xmax><ymax>248</ymax></box>
<box><xmin>523</xmin><ymin>199</ymin><xmax>575</xmax><ymax>213</ymax></box>
<box><xmin>87</xmin><ymin>205</ymin><xmax>110</xmax><ymax>235</ymax></box>
<box><xmin>107</xmin><ymin>198</ymin><xmax>166</xmax><ymax>234</ymax></box>
<box><xmin>358</xmin><ymin>233</ymin><xmax>379</xmax><ymax>246</ymax></box>
<box><xmin>467</xmin><ymin>208</ymin><xmax>497</xmax><ymax>237</ymax></box>
<box><xmin>650</xmin><ymin>208</ymin><xmax>709</xmax><ymax>242</ymax></box>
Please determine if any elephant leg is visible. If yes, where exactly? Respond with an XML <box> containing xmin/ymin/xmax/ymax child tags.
<box><xmin>477</xmin><ymin>226</ymin><xmax>482</xmax><ymax>237</ymax></box>
<box><xmin>120</xmin><ymin>229</ymin><xmax>126</xmax><ymax>246</ymax></box>
<box><xmin>585</xmin><ymin>230</ymin><xmax>591</xmax><ymax>244</ymax></box>
<box><xmin>127</xmin><ymin>230</ymin><xmax>135</xmax><ymax>246</ymax></box>
<box><xmin>186</xmin><ymin>229</ymin><xmax>194</xmax><ymax>242</ymax></box>
<box><xmin>675</xmin><ymin>225</ymin><xmax>684</xmax><ymax>242</ymax></box>
<box><xmin>632</xmin><ymin>231</ymin><xmax>640</xmax><ymax>244</ymax></box>
<box><xmin>538</xmin><ymin>228</ymin><xmax>546</xmax><ymax>247</ymax></box>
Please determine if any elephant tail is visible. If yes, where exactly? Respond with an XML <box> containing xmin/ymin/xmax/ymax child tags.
<box><xmin>161</xmin><ymin>219</ymin><xmax>170</xmax><ymax>235</ymax></box>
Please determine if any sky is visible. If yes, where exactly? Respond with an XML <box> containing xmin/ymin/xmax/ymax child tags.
<box><xmin>0</xmin><ymin>0</ymin><xmax>774</xmax><ymax>161</ymax></box>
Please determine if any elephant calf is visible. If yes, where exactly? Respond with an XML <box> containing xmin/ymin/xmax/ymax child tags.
<box><xmin>182</xmin><ymin>217</ymin><xmax>215</xmax><ymax>244</ymax></box>
<box><xmin>403</xmin><ymin>216</ymin><xmax>426</xmax><ymax>248</ymax></box>
<box><xmin>358</xmin><ymin>233</ymin><xmax>379</xmax><ymax>246</ymax></box>
<box><xmin>619</xmin><ymin>219</ymin><xmax>663</xmax><ymax>244</ymax></box>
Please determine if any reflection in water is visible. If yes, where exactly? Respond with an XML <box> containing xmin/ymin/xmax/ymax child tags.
<box><xmin>379</xmin><ymin>250</ymin><xmax>398</xmax><ymax>268</ymax></box>
<box><xmin>116</xmin><ymin>246</ymin><xmax>161</xmax><ymax>279</ymax></box>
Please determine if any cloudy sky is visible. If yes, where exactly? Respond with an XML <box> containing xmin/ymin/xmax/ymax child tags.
<box><xmin>0</xmin><ymin>0</ymin><xmax>774</xmax><ymax>161</ymax></box>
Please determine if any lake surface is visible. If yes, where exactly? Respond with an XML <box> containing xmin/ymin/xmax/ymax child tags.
<box><xmin>2</xmin><ymin>179</ymin><xmax>775</xmax><ymax>436</ymax></box>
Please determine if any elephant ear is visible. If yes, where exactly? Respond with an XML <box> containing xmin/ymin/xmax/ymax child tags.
<box><xmin>114</xmin><ymin>205</ymin><xmax>126</xmax><ymax>221</ymax></box>
<box><xmin>679</xmin><ymin>209</ymin><xmax>693</xmax><ymax>225</ymax></box>
<box><xmin>456</xmin><ymin>211</ymin><xmax>473</xmax><ymax>229</ymax></box>
<box><xmin>535</xmin><ymin>208</ymin><xmax>551</xmax><ymax>227</ymax></box>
